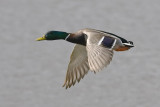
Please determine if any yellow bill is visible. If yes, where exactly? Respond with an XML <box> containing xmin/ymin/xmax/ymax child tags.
<box><xmin>36</xmin><ymin>35</ymin><xmax>46</xmax><ymax>41</ymax></box>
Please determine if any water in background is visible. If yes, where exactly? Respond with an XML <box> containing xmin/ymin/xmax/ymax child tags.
<box><xmin>0</xmin><ymin>0</ymin><xmax>160</xmax><ymax>107</ymax></box>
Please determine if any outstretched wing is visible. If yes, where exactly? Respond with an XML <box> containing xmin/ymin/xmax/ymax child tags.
<box><xmin>87</xmin><ymin>44</ymin><xmax>113</xmax><ymax>72</ymax></box>
<box><xmin>63</xmin><ymin>44</ymin><xmax>89</xmax><ymax>89</ymax></box>
<box><xmin>83</xmin><ymin>28</ymin><xmax>114</xmax><ymax>72</ymax></box>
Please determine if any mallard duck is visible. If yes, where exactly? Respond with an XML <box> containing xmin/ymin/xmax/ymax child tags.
<box><xmin>36</xmin><ymin>28</ymin><xmax>134</xmax><ymax>89</ymax></box>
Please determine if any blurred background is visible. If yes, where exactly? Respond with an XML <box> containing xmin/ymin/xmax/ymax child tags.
<box><xmin>0</xmin><ymin>0</ymin><xmax>160</xmax><ymax>107</ymax></box>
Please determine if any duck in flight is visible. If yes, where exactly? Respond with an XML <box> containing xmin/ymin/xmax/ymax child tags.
<box><xmin>36</xmin><ymin>28</ymin><xmax>134</xmax><ymax>89</ymax></box>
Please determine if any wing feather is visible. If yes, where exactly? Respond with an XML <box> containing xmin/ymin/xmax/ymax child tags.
<box><xmin>87</xmin><ymin>44</ymin><xmax>113</xmax><ymax>72</ymax></box>
<box><xmin>63</xmin><ymin>29</ymin><xmax>115</xmax><ymax>88</ymax></box>
<box><xmin>63</xmin><ymin>44</ymin><xmax>89</xmax><ymax>89</ymax></box>
<box><xmin>83</xmin><ymin>29</ymin><xmax>114</xmax><ymax>72</ymax></box>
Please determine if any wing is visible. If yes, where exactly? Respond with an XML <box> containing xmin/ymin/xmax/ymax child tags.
<box><xmin>87</xmin><ymin>44</ymin><xmax>113</xmax><ymax>72</ymax></box>
<box><xmin>63</xmin><ymin>44</ymin><xmax>89</xmax><ymax>89</ymax></box>
<box><xmin>83</xmin><ymin>28</ymin><xmax>114</xmax><ymax>72</ymax></box>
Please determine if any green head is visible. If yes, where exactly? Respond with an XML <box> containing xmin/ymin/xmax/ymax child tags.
<box><xmin>36</xmin><ymin>31</ymin><xmax>69</xmax><ymax>41</ymax></box>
